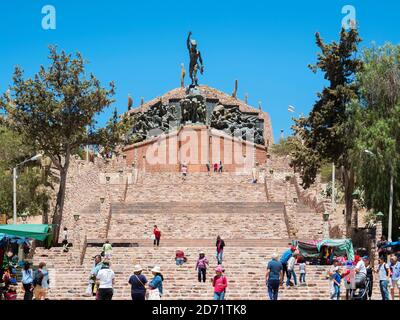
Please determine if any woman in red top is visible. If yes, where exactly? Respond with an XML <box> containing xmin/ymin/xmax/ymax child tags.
<box><xmin>212</xmin><ymin>266</ymin><xmax>227</xmax><ymax>300</ymax></box>
<box><xmin>153</xmin><ymin>225</ymin><xmax>161</xmax><ymax>247</ymax></box>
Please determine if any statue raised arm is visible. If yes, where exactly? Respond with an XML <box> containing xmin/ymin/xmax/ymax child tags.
<box><xmin>186</xmin><ymin>31</ymin><xmax>204</xmax><ymax>87</ymax></box>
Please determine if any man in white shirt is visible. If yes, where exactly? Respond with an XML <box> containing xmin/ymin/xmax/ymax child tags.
<box><xmin>96</xmin><ymin>261</ymin><xmax>115</xmax><ymax>300</ymax></box>
<box><xmin>286</xmin><ymin>254</ymin><xmax>298</xmax><ymax>287</ymax></box>
<box><xmin>354</xmin><ymin>255</ymin><xmax>367</xmax><ymax>289</ymax></box>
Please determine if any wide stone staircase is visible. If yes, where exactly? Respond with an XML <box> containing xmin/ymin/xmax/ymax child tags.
<box><xmin>29</xmin><ymin>170</ymin><xmax>378</xmax><ymax>300</ymax></box>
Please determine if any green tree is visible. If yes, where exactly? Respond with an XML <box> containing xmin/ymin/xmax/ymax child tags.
<box><xmin>291</xmin><ymin>28</ymin><xmax>363</xmax><ymax>237</ymax></box>
<box><xmin>0</xmin><ymin>125</ymin><xmax>51</xmax><ymax>220</ymax></box>
<box><xmin>0</xmin><ymin>46</ymin><xmax>127</xmax><ymax>241</ymax></box>
<box><xmin>353</xmin><ymin>44</ymin><xmax>400</xmax><ymax>239</ymax></box>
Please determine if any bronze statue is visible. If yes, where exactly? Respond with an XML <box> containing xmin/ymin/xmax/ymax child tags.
<box><xmin>187</xmin><ymin>31</ymin><xmax>204</xmax><ymax>87</ymax></box>
<box><xmin>232</xmin><ymin>80</ymin><xmax>238</xmax><ymax>98</ymax></box>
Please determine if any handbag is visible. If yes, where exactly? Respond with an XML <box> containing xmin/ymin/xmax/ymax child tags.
<box><xmin>151</xmin><ymin>234</ymin><xmax>156</xmax><ymax>241</ymax></box>
<box><xmin>147</xmin><ymin>288</ymin><xmax>161</xmax><ymax>300</ymax></box>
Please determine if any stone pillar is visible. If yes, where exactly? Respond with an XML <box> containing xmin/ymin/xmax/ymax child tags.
<box><xmin>374</xmin><ymin>220</ymin><xmax>383</xmax><ymax>267</ymax></box>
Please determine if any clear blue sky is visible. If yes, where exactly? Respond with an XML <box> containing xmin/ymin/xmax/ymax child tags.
<box><xmin>1</xmin><ymin>0</ymin><xmax>399</xmax><ymax>142</ymax></box>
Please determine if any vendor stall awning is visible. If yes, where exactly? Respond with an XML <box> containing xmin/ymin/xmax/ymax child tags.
<box><xmin>0</xmin><ymin>224</ymin><xmax>51</xmax><ymax>241</ymax></box>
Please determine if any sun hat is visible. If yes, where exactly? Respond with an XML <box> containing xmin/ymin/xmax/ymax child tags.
<box><xmin>133</xmin><ymin>264</ymin><xmax>143</xmax><ymax>273</ymax></box>
<box><xmin>215</xmin><ymin>266</ymin><xmax>224</xmax><ymax>273</ymax></box>
<box><xmin>199</xmin><ymin>250</ymin><xmax>205</xmax><ymax>255</ymax></box>
<box><xmin>151</xmin><ymin>266</ymin><xmax>161</xmax><ymax>273</ymax></box>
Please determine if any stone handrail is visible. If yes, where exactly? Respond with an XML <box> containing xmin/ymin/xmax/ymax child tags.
<box><xmin>80</xmin><ymin>235</ymin><xmax>88</xmax><ymax>265</ymax></box>
<box><xmin>292</xmin><ymin>174</ymin><xmax>330</xmax><ymax>214</ymax></box>
<box><xmin>263</xmin><ymin>175</ymin><xmax>271</xmax><ymax>201</ymax></box>
<box><xmin>105</xmin><ymin>204</ymin><xmax>112</xmax><ymax>239</ymax></box>
<box><xmin>123</xmin><ymin>177</ymin><xmax>129</xmax><ymax>202</ymax></box>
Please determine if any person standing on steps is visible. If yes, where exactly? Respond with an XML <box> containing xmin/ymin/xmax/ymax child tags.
<box><xmin>364</xmin><ymin>257</ymin><xmax>373</xmax><ymax>300</ymax></box>
<box><xmin>87</xmin><ymin>255</ymin><xmax>103</xmax><ymax>297</ymax></box>
<box><xmin>62</xmin><ymin>227</ymin><xmax>69</xmax><ymax>253</ymax></box>
<box><xmin>102</xmin><ymin>240</ymin><xmax>113</xmax><ymax>260</ymax></box>
<box><xmin>148</xmin><ymin>266</ymin><xmax>164</xmax><ymax>300</ymax></box>
<box><xmin>96</xmin><ymin>260</ymin><xmax>115</xmax><ymax>300</ymax></box>
<box><xmin>128</xmin><ymin>265</ymin><xmax>148</xmax><ymax>301</ymax></box>
<box><xmin>286</xmin><ymin>253</ymin><xmax>298</xmax><ymax>287</ymax></box>
<box><xmin>153</xmin><ymin>225</ymin><xmax>161</xmax><ymax>247</ymax></box>
<box><xmin>212</xmin><ymin>266</ymin><xmax>227</xmax><ymax>300</ymax></box>
<box><xmin>376</xmin><ymin>256</ymin><xmax>390</xmax><ymax>300</ymax></box>
<box><xmin>21</xmin><ymin>262</ymin><xmax>34</xmax><ymax>300</ymax></box>
<box><xmin>196</xmin><ymin>251</ymin><xmax>209</xmax><ymax>282</ymax></box>
<box><xmin>266</xmin><ymin>252</ymin><xmax>283</xmax><ymax>300</ymax></box>
<box><xmin>299</xmin><ymin>257</ymin><xmax>306</xmax><ymax>285</ymax></box>
<box><xmin>389</xmin><ymin>255</ymin><xmax>400</xmax><ymax>300</ymax></box>
<box><xmin>279</xmin><ymin>246</ymin><xmax>296</xmax><ymax>284</ymax></box>
<box><xmin>216</xmin><ymin>236</ymin><xmax>225</xmax><ymax>265</ymax></box>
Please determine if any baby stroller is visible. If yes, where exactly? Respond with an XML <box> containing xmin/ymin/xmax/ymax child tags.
<box><xmin>350</xmin><ymin>276</ymin><xmax>369</xmax><ymax>300</ymax></box>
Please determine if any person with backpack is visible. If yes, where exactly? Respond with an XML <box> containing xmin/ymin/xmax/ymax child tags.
<box><xmin>212</xmin><ymin>266</ymin><xmax>227</xmax><ymax>300</ymax></box>
<box><xmin>128</xmin><ymin>265</ymin><xmax>148</xmax><ymax>301</ymax></box>
<box><xmin>33</xmin><ymin>262</ymin><xmax>49</xmax><ymax>300</ymax></box>
<box><xmin>21</xmin><ymin>261</ymin><xmax>34</xmax><ymax>300</ymax></box>
<box><xmin>376</xmin><ymin>256</ymin><xmax>391</xmax><ymax>300</ymax></box>
<box><xmin>195</xmin><ymin>251</ymin><xmax>209</xmax><ymax>282</ymax></box>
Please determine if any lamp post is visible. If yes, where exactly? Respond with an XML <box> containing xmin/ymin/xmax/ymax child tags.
<box><xmin>73</xmin><ymin>214</ymin><xmax>80</xmax><ymax>263</ymax></box>
<box><xmin>13</xmin><ymin>154</ymin><xmax>42</xmax><ymax>224</ymax></box>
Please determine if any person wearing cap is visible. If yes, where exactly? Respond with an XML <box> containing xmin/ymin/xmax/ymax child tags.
<box><xmin>212</xmin><ymin>266</ymin><xmax>227</xmax><ymax>300</ymax></box>
<box><xmin>196</xmin><ymin>251</ymin><xmax>209</xmax><ymax>282</ymax></box>
<box><xmin>128</xmin><ymin>265</ymin><xmax>148</xmax><ymax>301</ymax></box>
<box><xmin>148</xmin><ymin>266</ymin><xmax>164</xmax><ymax>299</ymax></box>
<box><xmin>279</xmin><ymin>246</ymin><xmax>296</xmax><ymax>284</ymax></box>
<box><xmin>96</xmin><ymin>260</ymin><xmax>115</xmax><ymax>300</ymax></box>
<box><xmin>266</xmin><ymin>252</ymin><xmax>283</xmax><ymax>300</ymax></box>
<box><xmin>354</xmin><ymin>255</ymin><xmax>367</xmax><ymax>289</ymax></box>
